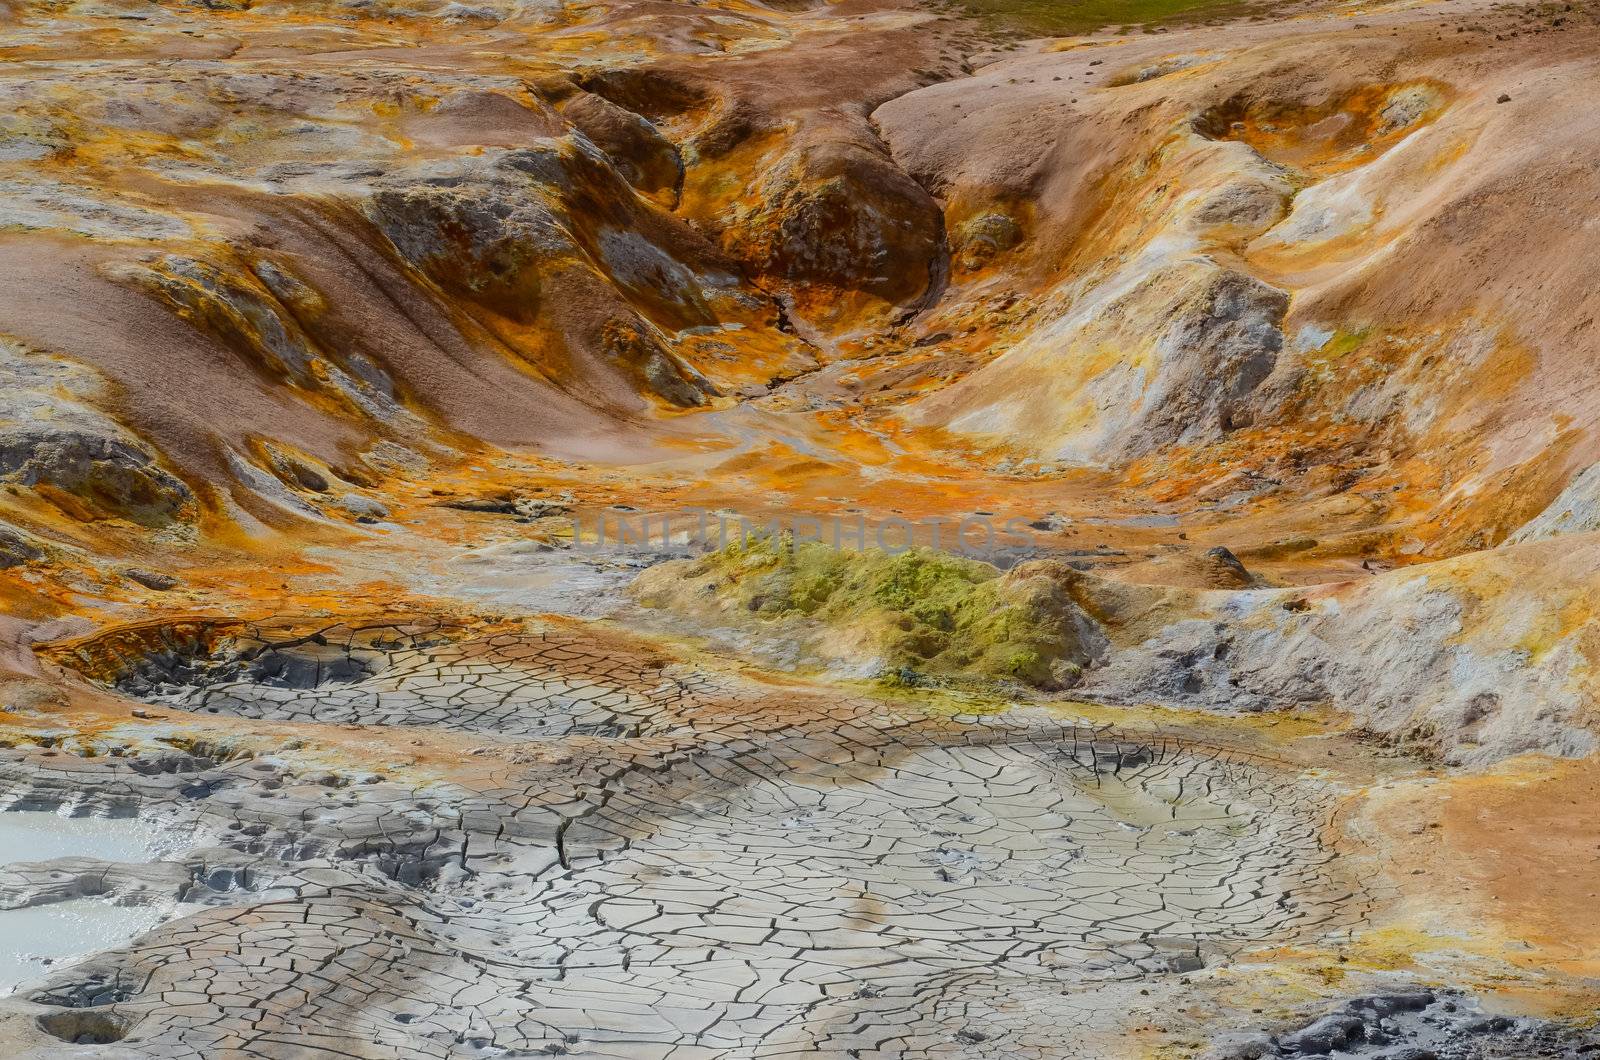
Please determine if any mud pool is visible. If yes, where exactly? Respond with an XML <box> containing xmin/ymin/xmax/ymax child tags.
<box><xmin>0</xmin><ymin>900</ymin><xmax>168</xmax><ymax>996</ymax></box>
<box><xmin>0</xmin><ymin>809</ymin><xmax>182</xmax><ymax>865</ymax></box>
<box><xmin>0</xmin><ymin>809</ymin><xmax>197</xmax><ymax>998</ymax></box>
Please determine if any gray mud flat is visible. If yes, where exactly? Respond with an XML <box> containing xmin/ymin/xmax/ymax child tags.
<box><xmin>0</xmin><ymin>618</ymin><xmax>1369</xmax><ymax>1057</ymax></box>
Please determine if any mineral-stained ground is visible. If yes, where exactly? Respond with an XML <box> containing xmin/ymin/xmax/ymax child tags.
<box><xmin>2</xmin><ymin>0</ymin><xmax>1600</xmax><ymax>1054</ymax></box>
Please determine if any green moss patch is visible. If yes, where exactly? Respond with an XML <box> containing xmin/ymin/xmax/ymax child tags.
<box><xmin>638</xmin><ymin>535</ymin><xmax>1096</xmax><ymax>690</ymax></box>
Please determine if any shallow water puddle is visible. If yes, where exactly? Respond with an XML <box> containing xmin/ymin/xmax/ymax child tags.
<box><xmin>0</xmin><ymin>810</ymin><xmax>193</xmax><ymax>997</ymax></box>
<box><xmin>0</xmin><ymin>900</ymin><xmax>166</xmax><ymax>995</ymax></box>
<box><xmin>0</xmin><ymin>809</ymin><xmax>180</xmax><ymax>865</ymax></box>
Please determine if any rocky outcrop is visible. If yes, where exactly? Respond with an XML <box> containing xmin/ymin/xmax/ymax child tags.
<box><xmin>556</xmin><ymin>89</ymin><xmax>684</xmax><ymax>202</ymax></box>
<box><xmin>1510</xmin><ymin>463</ymin><xmax>1600</xmax><ymax>543</ymax></box>
<box><xmin>631</xmin><ymin>541</ymin><xmax>1109</xmax><ymax>689</ymax></box>
<box><xmin>113</xmin><ymin>254</ymin><xmax>413</xmax><ymax>426</ymax></box>
<box><xmin>0</xmin><ymin>340</ymin><xmax>194</xmax><ymax>526</ymax></box>
<box><xmin>367</xmin><ymin>141</ymin><xmax>748</xmax><ymax>408</ymax></box>
<box><xmin>1205</xmin><ymin>989</ymin><xmax>1600</xmax><ymax>1059</ymax></box>
<box><xmin>1074</xmin><ymin>541</ymin><xmax>1600</xmax><ymax>765</ymax></box>
<box><xmin>0</xmin><ymin>523</ymin><xmax>43</xmax><ymax>569</ymax></box>
<box><xmin>921</xmin><ymin>258</ymin><xmax>1288</xmax><ymax>464</ymax></box>
<box><xmin>901</xmin><ymin>105</ymin><xmax>1297</xmax><ymax>465</ymax></box>
<box><xmin>730</xmin><ymin>140</ymin><xmax>945</xmax><ymax>326</ymax></box>
<box><xmin>632</xmin><ymin>535</ymin><xmax>1600</xmax><ymax>764</ymax></box>
<box><xmin>1126</xmin><ymin>267</ymin><xmax>1289</xmax><ymax>454</ymax></box>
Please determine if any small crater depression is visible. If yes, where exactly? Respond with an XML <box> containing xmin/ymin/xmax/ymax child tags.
<box><xmin>36</xmin><ymin>1007</ymin><xmax>133</xmax><ymax>1045</ymax></box>
<box><xmin>1195</xmin><ymin>81</ymin><xmax>1450</xmax><ymax>178</ymax></box>
<box><xmin>42</xmin><ymin>617</ymin><xmax>459</xmax><ymax>698</ymax></box>
<box><xmin>41</xmin><ymin>617</ymin><xmax>668</xmax><ymax>737</ymax></box>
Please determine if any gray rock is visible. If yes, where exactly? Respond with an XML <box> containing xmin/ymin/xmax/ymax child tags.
<box><xmin>0</xmin><ymin>523</ymin><xmax>43</xmax><ymax>568</ymax></box>
<box><xmin>367</xmin><ymin>143</ymin><xmax>718</xmax><ymax>407</ymax></box>
<box><xmin>1190</xmin><ymin>173</ymin><xmax>1291</xmax><ymax>233</ymax></box>
<box><xmin>1215</xmin><ymin>989</ymin><xmax>1600</xmax><ymax>1058</ymax></box>
<box><xmin>0</xmin><ymin>427</ymin><xmax>194</xmax><ymax>524</ymax></box>
<box><xmin>1509</xmin><ymin>462</ymin><xmax>1600</xmax><ymax>542</ymax></box>
<box><xmin>512</xmin><ymin>496</ymin><xmax>570</xmax><ymax>519</ymax></box>
<box><xmin>1277</xmin><ymin>1011</ymin><xmax>1369</xmax><ymax>1053</ymax></box>
<box><xmin>924</xmin><ymin>259</ymin><xmax>1289</xmax><ymax>466</ymax></box>
<box><xmin>1072</xmin><ymin>557</ymin><xmax>1594</xmax><ymax>764</ymax></box>
<box><xmin>334</xmin><ymin>494</ymin><xmax>389</xmax><ymax>521</ymax></box>
<box><xmin>440</xmin><ymin>496</ymin><xmax>519</xmax><ymax>514</ymax></box>
<box><xmin>123</xmin><ymin>569</ymin><xmax>179</xmax><ymax>591</ymax></box>
<box><xmin>1131</xmin><ymin>267</ymin><xmax>1288</xmax><ymax>456</ymax></box>
<box><xmin>0</xmin><ymin>340</ymin><xmax>194</xmax><ymax>526</ymax></box>
<box><xmin>1202</xmin><ymin>546</ymin><xmax>1263</xmax><ymax>587</ymax></box>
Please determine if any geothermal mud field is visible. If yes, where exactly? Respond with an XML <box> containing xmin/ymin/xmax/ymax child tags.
<box><xmin>5</xmin><ymin>618</ymin><xmax>1361</xmax><ymax>1056</ymax></box>
<box><xmin>3</xmin><ymin>0</ymin><xmax>1600</xmax><ymax>1054</ymax></box>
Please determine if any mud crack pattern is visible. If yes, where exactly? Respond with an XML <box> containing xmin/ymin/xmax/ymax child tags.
<box><xmin>0</xmin><ymin>620</ymin><xmax>1362</xmax><ymax>1058</ymax></box>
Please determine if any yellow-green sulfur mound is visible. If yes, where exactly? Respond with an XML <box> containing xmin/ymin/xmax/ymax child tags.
<box><xmin>631</xmin><ymin>536</ymin><xmax>1105</xmax><ymax>690</ymax></box>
